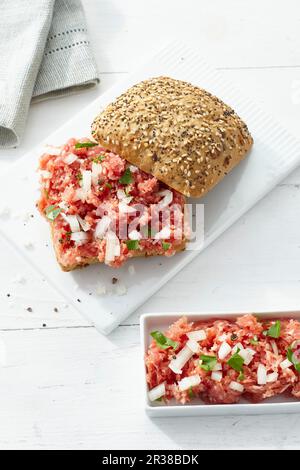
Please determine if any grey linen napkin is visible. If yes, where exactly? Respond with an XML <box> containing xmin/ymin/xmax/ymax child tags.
<box><xmin>0</xmin><ymin>0</ymin><xmax>99</xmax><ymax>148</ymax></box>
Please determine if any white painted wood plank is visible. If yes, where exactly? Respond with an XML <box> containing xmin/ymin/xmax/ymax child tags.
<box><xmin>82</xmin><ymin>0</ymin><xmax>300</xmax><ymax>71</ymax></box>
<box><xmin>0</xmin><ymin>327</ymin><xmax>299</xmax><ymax>450</ymax></box>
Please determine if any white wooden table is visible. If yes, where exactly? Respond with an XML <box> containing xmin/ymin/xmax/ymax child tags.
<box><xmin>0</xmin><ymin>0</ymin><xmax>300</xmax><ymax>450</ymax></box>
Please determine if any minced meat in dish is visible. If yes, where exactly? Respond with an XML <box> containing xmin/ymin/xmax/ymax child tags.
<box><xmin>146</xmin><ymin>315</ymin><xmax>300</xmax><ymax>404</ymax></box>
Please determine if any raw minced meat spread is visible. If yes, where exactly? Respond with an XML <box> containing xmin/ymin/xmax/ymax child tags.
<box><xmin>146</xmin><ymin>315</ymin><xmax>300</xmax><ymax>404</ymax></box>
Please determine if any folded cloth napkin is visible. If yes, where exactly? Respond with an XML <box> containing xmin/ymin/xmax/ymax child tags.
<box><xmin>0</xmin><ymin>0</ymin><xmax>99</xmax><ymax>148</ymax></box>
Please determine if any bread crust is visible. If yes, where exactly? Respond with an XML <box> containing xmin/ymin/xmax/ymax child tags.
<box><xmin>91</xmin><ymin>76</ymin><xmax>253</xmax><ymax>197</ymax></box>
<box><xmin>51</xmin><ymin>225</ymin><xmax>187</xmax><ymax>272</ymax></box>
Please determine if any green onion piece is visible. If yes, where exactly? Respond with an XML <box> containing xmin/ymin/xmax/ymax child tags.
<box><xmin>199</xmin><ymin>354</ymin><xmax>217</xmax><ymax>371</ymax></box>
<box><xmin>76</xmin><ymin>172</ymin><xmax>82</xmax><ymax>181</ymax></box>
<box><xmin>75</xmin><ymin>142</ymin><xmax>98</xmax><ymax>149</ymax></box>
<box><xmin>155</xmin><ymin>397</ymin><xmax>163</xmax><ymax>402</ymax></box>
<box><xmin>45</xmin><ymin>205</ymin><xmax>62</xmax><ymax>221</ymax></box>
<box><xmin>227</xmin><ymin>350</ymin><xmax>244</xmax><ymax>372</ymax></box>
<box><xmin>119</xmin><ymin>168</ymin><xmax>133</xmax><ymax>185</ymax></box>
<box><xmin>188</xmin><ymin>387</ymin><xmax>194</xmax><ymax>399</ymax></box>
<box><xmin>105</xmin><ymin>183</ymin><xmax>112</xmax><ymax>189</ymax></box>
<box><xmin>264</xmin><ymin>320</ymin><xmax>281</xmax><ymax>339</ymax></box>
<box><xmin>126</xmin><ymin>240</ymin><xmax>139</xmax><ymax>250</ymax></box>
<box><xmin>162</xmin><ymin>241</ymin><xmax>170</xmax><ymax>251</ymax></box>
<box><xmin>150</xmin><ymin>330</ymin><xmax>178</xmax><ymax>350</ymax></box>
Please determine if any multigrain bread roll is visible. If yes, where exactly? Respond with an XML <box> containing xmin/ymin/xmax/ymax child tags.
<box><xmin>91</xmin><ymin>76</ymin><xmax>253</xmax><ymax>197</ymax></box>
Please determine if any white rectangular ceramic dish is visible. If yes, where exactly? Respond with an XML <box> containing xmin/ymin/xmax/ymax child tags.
<box><xmin>141</xmin><ymin>311</ymin><xmax>300</xmax><ymax>417</ymax></box>
<box><xmin>1</xmin><ymin>41</ymin><xmax>300</xmax><ymax>334</ymax></box>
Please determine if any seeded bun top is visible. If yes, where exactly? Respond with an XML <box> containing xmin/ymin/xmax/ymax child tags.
<box><xmin>91</xmin><ymin>76</ymin><xmax>253</xmax><ymax>197</ymax></box>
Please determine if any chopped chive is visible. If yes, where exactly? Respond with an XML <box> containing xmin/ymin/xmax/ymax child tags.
<box><xmin>227</xmin><ymin>349</ymin><xmax>244</xmax><ymax>372</ymax></box>
<box><xmin>188</xmin><ymin>387</ymin><xmax>194</xmax><ymax>398</ymax></box>
<box><xmin>105</xmin><ymin>183</ymin><xmax>112</xmax><ymax>189</ymax></box>
<box><xmin>238</xmin><ymin>371</ymin><xmax>245</xmax><ymax>381</ymax></box>
<box><xmin>150</xmin><ymin>330</ymin><xmax>178</xmax><ymax>350</ymax></box>
<box><xmin>119</xmin><ymin>168</ymin><xmax>133</xmax><ymax>185</ymax></box>
<box><xmin>249</xmin><ymin>335</ymin><xmax>259</xmax><ymax>346</ymax></box>
<box><xmin>45</xmin><ymin>205</ymin><xmax>62</xmax><ymax>221</ymax></box>
<box><xmin>93</xmin><ymin>154</ymin><xmax>105</xmax><ymax>163</ymax></box>
<box><xmin>264</xmin><ymin>320</ymin><xmax>281</xmax><ymax>339</ymax></box>
<box><xmin>199</xmin><ymin>354</ymin><xmax>217</xmax><ymax>371</ymax></box>
<box><xmin>75</xmin><ymin>142</ymin><xmax>98</xmax><ymax>149</ymax></box>
<box><xmin>126</xmin><ymin>240</ymin><xmax>139</xmax><ymax>250</ymax></box>
<box><xmin>162</xmin><ymin>241</ymin><xmax>170</xmax><ymax>251</ymax></box>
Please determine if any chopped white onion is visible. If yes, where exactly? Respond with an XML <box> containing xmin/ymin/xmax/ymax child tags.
<box><xmin>148</xmin><ymin>382</ymin><xmax>166</xmax><ymax>402</ymax></box>
<box><xmin>129</xmin><ymin>165</ymin><xmax>138</xmax><ymax>173</ymax></box>
<box><xmin>61</xmin><ymin>213</ymin><xmax>80</xmax><ymax>232</ymax></box>
<box><xmin>212</xmin><ymin>362</ymin><xmax>222</xmax><ymax>371</ymax></box>
<box><xmin>178</xmin><ymin>374</ymin><xmax>201</xmax><ymax>392</ymax></box>
<box><xmin>217</xmin><ymin>333</ymin><xmax>228</xmax><ymax>342</ymax></box>
<box><xmin>74</xmin><ymin>188</ymin><xmax>84</xmax><ymax>201</ymax></box>
<box><xmin>257</xmin><ymin>364</ymin><xmax>267</xmax><ymax>385</ymax></box>
<box><xmin>187</xmin><ymin>329</ymin><xmax>207</xmax><ymax>341</ymax></box>
<box><xmin>119</xmin><ymin>201</ymin><xmax>136</xmax><ymax>214</ymax></box>
<box><xmin>157</xmin><ymin>189</ymin><xmax>173</xmax><ymax>209</ymax></box>
<box><xmin>44</xmin><ymin>145</ymin><xmax>61</xmax><ymax>156</ymax></box>
<box><xmin>128</xmin><ymin>230</ymin><xmax>142</xmax><ymax>241</ymax></box>
<box><xmin>70</xmin><ymin>231</ymin><xmax>88</xmax><ymax>245</ymax></box>
<box><xmin>218</xmin><ymin>341</ymin><xmax>232</xmax><ymax>360</ymax></box>
<box><xmin>186</xmin><ymin>339</ymin><xmax>200</xmax><ymax>354</ymax></box>
<box><xmin>58</xmin><ymin>201</ymin><xmax>69</xmax><ymax>212</ymax></box>
<box><xmin>95</xmin><ymin>216</ymin><xmax>111</xmax><ymax>239</ymax></box>
<box><xmin>64</xmin><ymin>153</ymin><xmax>78</xmax><ymax>165</ymax></box>
<box><xmin>169</xmin><ymin>346</ymin><xmax>194</xmax><ymax>374</ymax></box>
<box><xmin>117</xmin><ymin>189</ymin><xmax>132</xmax><ymax>204</ymax></box>
<box><xmin>105</xmin><ymin>230</ymin><xmax>120</xmax><ymax>263</ymax></box>
<box><xmin>291</xmin><ymin>340</ymin><xmax>300</xmax><ymax>349</ymax></box>
<box><xmin>40</xmin><ymin>170</ymin><xmax>52</xmax><ymax>179</ymax></box>
<box><xmin>211</xmin><ymin>371</ymin><xmax>222</xmax><ymax>382</ymax></box>
<box><xmin>280</xmin><ymin>358</ymin><xmax>293</xmax><ymax>370</ymax></box>
<box><xmin>76</xmin><ymin>215</ymin><xmax>91</xmax><ymax>232</ymax></box>
<box><xmin>270</xmin><ymin>340</ymin><xmax>279</xmax><ymax>356</ymax></box>
<box><xmin>154</xmin><ymin>226</ymin><xmax>171</xmax><ymax>240</ymax></box>
<box><xmin>232</xmin><ymin>342</ymin><xmax>244</xmax><ymax>354</ymax></box>
<box><xmin>82</xmin><ymin>170</ymin><xmax>92</xmax><ymax>196</ymax></box>
<box><xmin>266</xmin><ymin>371</ymin><xmax>278</xmax><ymax>383</ymax></box>
<box><xmin>91</xmin><ymin>162</ymin><xmax>102</xmax><ymax>185</ymax></box>
<box><xmin>239</xmin><ymin>348</ymin><xmax>255</xmax><ymax>366</ymax></box>
<box><xmin>117</xmin><ymin>189</ymin><xmax>126</xmax><ymax>200</ymax></box>
<box><xmin>229</xmin><ymin>381</ymin><xmax>244</xmax><ymax>392</ymax></box>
